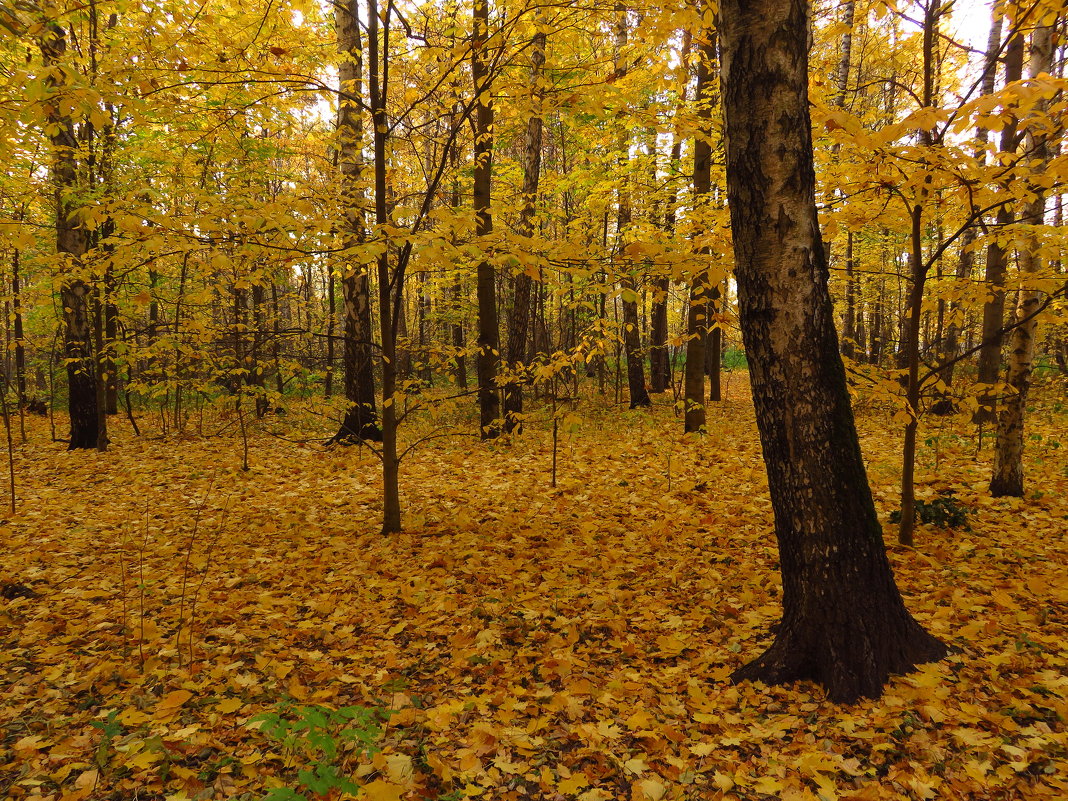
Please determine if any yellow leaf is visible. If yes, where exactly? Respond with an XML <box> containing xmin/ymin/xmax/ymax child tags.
<box><xmin>119</xmin><ymin>707</ymin><xmax>151</xmax><ymax>725</ymax></box>
<box><xmin>754</xmin><ymin>776</ymin><xmax>785</xmax><ymax>795</ymax></box>
<box><xmin>216</xmin><ymin>697</ymin><xmax>244</xmax><ymax>714</ymax></box>
<box><xmin>127</xmin><ymin>750</ymin><xmax>162</xmax><ymax>769</ymax></box>
<box><xmin>557</xmin><ymin>773</ymin><xmax>589</xmax><ymax>794</ymax></box>
<box><xmin>711</xmin><ymin>772</ymin><xmax>734</xmax><ymax>791</ymax></box>
<box><xmin>157</xmin><ymin>690</ymin><xmax>193</xmax><ymax>712</ymax></box>
<box><xmin>636</xmin><ymin>778</ymin><xmax>666</xmax><ymax>801</ymax></box>
<box><xmin>361</xmin><ymin>779</ymin><xmax>405</xmax><ymax>801</ymax></box>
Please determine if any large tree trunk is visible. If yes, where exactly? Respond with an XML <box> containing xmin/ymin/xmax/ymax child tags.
<box><xmin>473</xmin><ymin>0</ymin><xmax>500</xmax><ymax>437</ymax></box>
<box><xmin>502</xmin><ymin>23</ymin><xmax>545</xmax><ymax>434</ymax></box>
<box><xmin>334</xmin><ymin>0</ymin><xmax>381</xmax><ymax>443</ymax></box>
<box><xmin>990</xmin><ymin>22</ymin><xmax>1054</xmax><ymax>497</ymax></box>
<box><xmin>719</xmin><ymin>0</ymin><xmax>946</xmax><ymax>703</ymax></box>
<box><xmin>40</xmin><ymin>22</ymin><xmax>98</xmax><ymax>450</ymax></box>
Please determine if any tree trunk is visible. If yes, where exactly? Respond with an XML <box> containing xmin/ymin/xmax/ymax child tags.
<box><xmin>11</xmin><ymin>247</ymin><xmax>26</xmax><ymax>403</ymax></box>
<box><xmin>473</xmin><ymin>0</ymin><xmax>500</xmax><ymax>437</ymax></box>
<box><xmin>684</xmin><ymin>27</ymin><xmax>715</xmax><ymax>431</ymax></box>
<box><xmin>975</xmin><ymin>22</ymin><xmax>1024</xmax><ymax>422</ymax></box>
<box><xmin>897</xmin><ymin>0</ymin><xmax>942</xmax><ymax>548</ymax></box>
<box><xmin>334</xmin><ymin>0</ymin><xmax>381</xmax><ymax>443</ymax></box>
<box><xmin>503</xmin><ymin>23</ymin><xmax>545</xmax><ymax>433</ymax></box>
<box><xmin>40</xmin><ymin>22</ymin><xmax>98</xmax><ymax>450</ymax></box>
<box><xmin>719</xmin><ymin>0</ymin><xmax>946</xmax><ymax>703</ymax></box>
<box><xmin>990</xmin><ymin>21</ymin><xmax>1054</xmax><ymax>497</ymax></box>
<box><xmin>653</xmin><ymin>33</ymin><xmax>690</xmax><ymax>395</ymax></box>
<box><xmin>614</xmin><ymin>4</ymin><xmax>650</xmax><ymax>410</ymax></box>
<box><xmin>368</xmin><ymin>0</ymin><xmax>401</xmax><ymax>533</ymax></box>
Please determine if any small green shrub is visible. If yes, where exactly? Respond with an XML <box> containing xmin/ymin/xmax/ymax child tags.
<box><xmin>251</xmin><ymin>703</ymin><xmax>390</xmax><ymax>801</ymax></box>
<box><xmin>890</xmin><ymin>495</ymin><xmax>970</xmax><ymax>530</ymax></box>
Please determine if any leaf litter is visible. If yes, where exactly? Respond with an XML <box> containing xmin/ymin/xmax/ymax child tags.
<box><xmin>0</xmin><ymin>383</ymin><xmax>1065</xmax><ymax>800</ymax></box>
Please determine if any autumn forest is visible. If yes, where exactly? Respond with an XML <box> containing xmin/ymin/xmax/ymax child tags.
<box><xmin>1</xmin><ymin>0</ymin><xmax>1066</xmax><ymax>798</ymax></box>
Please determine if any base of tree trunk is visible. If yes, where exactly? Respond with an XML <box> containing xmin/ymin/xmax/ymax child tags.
<box><xmin>989</xmin><ymin>473</ymin><xmax>1023</xmax><ymax>498</ymax></box>
<box><xmin>629</xmin><ymin>390</ymin><xmax>652</xmax><ymax>409</ymax></box>
<box><xmin>928</xmin><ymin>397</ymin><xmax>956</xmax><ymax>416</ymax></box>
<box><xmin>331</xmin><ymin>406</ymin><xmax>383</xmax><ymax>444</ymax></box>
<box><xmin>731</xmin><ymin>611</ymin><xmax>948</xmax><ymax>703</ymax></box>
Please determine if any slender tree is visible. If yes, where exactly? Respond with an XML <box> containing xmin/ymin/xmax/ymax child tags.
<box><xmin>683</xmin><ymin>25</ymin><xmax>715</xmax><ymax>432</ymax></box>
<box><xmin>614</xmin><ymin>3</ymin><xmax>650</xmax><ymax>409</ymax></box>
<box><xmin>719</xmin><ymin>0</ymin><xmax>946</xmax><ymax>702</ymax></box>
<box><xmin>975</xmin><ymin>8</ymin><xmax>1025</xmax><ymax>422</ymax></box>
<box><xmin>333</xmin><ymin>0</ymin><xmax>381</xmax><ymax>444</ymax></box>
<box><xmin>503</xmin><ymin>19</ymin><xmax>546</xmax><ymax>433</ymax></box>
<box><xmin>991</xmin><ymin>20</ymin><xmax>1055</xmax><ymax>496</ymax></box>
<box><xmin>473</xmin><ymin>0</ymin><xmax>501</xmax><ymax>436</ymax></box>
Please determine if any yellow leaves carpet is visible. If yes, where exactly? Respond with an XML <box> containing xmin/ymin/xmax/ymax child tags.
<box><xmin>1</xmin><ymin>383</ymin><xmax>1066</xmax><ymax>800</ymax></box>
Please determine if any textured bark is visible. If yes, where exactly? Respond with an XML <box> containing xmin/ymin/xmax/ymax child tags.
<box><xmin>683</xmin><ymin>28</ymin><xmax>715</xmax><ymax>431</ymax></box>
<box><xmin>368</xmin><ymin>0</ymin><xmax>401</xmax><ymax>532</ymax></box>
<box><xmin>719</xmin><ymin>0</ymin><xmax>945</xmax><ymax>702</ymax></box>
<box><xmin>333</xmin><ymin>0</ymin><xmax>381</xmax><ymax>443</ymax></box>
<box><xmin>614</xmin><ymin>4</ymin><xmax>649</xmax><ymax>410</ymax></box>
<box><xmin>40</xmin><ymin>21</ymin><xmax>98</xmax><ymax>450</ymax></box>
<box><xmin>473</xmin><ymin>0</ymin><xmax>501</xmax><ymax>437</ymax></box>
<box><xmin>991</xmin><ymin>22</ymin><xmax>1054</xmax><ymax>497</ymax></box>
<box><xmin>834</xmin><ymin>3</ymin><xmax>857</xmax><ymax>360</ymax></box>
<box><xmin>503</xmin><ymin>24</ymin><xmax>545</xmax><ymax>433</ymax></box>
<box><xmin>975</xmin><ymin>24</ymin><xmax>1024</xmax><ymax>422</ymax></box>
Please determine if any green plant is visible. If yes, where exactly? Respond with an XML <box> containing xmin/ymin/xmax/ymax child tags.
<box><xmin>90</xmin><ymin>709</ymin><xmax>125</xmax><ymax>769</ymax></box>
<box><xmin>251</xmin><ymin>703</ymin><xmax>390</xmax><ymax>801</ymax></box>
<box><xmin>890</xmin><ymin>494</ymin><xmax>971</xmax><ymax>530</ymax></box>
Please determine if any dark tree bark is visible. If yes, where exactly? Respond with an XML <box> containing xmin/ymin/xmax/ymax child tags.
<box><xmin>614</xmin><ymin>3</ymin><xmax>650</xmax><ymax>410</ymax></box>
<box><xmin>333</xmin><ymin>0</ymin><xmax>381</xmax><ymax>443</ymax></box>
<box><xmin>683</xmin><ymin>27</ymin><xmax>716</xmax><ymax>431</ymax></box>
<box><xmin>368</xmin><ymin>0</ymin><xmax>401</xmax><ymax>532</ymax></box>
<box><xmin>473</xmin><ymin>0</ymin><xmax>501</xmax><ymax>436</ymax></box>
<box><xmin>719</xmin><ymin>0</ymin><xmax>946</xmax><ymax>702</ymax></box>
<box><xmin>40</xmin><ymin>21</ymin><xmax>98</xmax><ymax>450</ymax></box>
<box><xmin>503</xmin><ymin>22</ymin><xmax>545</xmax><ymax>433</ymax></box>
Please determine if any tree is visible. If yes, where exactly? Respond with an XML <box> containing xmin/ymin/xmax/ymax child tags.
<box><xmin>39</xmin><ymin>15</ymin><xmax>99</xmax><ymax>450</ymax></box>
<box><xmin>683</xmin><ymin>22</ymin><xmax>715</xmax><ymax>433</ymax></box>
<box><xmin>991</xmin><ymin>19</ymin><xmax>1056</xmax><ymax>497</ymax></box>
<box><xmin>614</xmin><ymin>3</ymin><xmax>650</xmax><ymax>410</ymax></box>
<box><xmin>502</xmin><ymin>18</ymin><xmax>546</xmax><ymax>434</ymax></box>
<box><xmin>975</xmin><ymin>4</ymin><xmax>1025</xmax><ymax>422</ymax></box>
<box><xmin>718</xmin><ymin>0</ymin><xmax>946</xmax><ymax>702</ymax></box>
<box><xmin>333</xmin><ymin>0</ymin><xmax>381</xmax><ymax>444</ymax></box>
<box><xmin>473</xmin><ymin>0</ymin><xmax>501</xmax><ymax>437</ymax></box>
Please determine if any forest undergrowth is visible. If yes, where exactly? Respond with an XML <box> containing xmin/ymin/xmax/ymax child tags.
<box><xmin>1</xmin><ymin>379</ymin><xmax>1066</xmax><ymax>801</ymax></box>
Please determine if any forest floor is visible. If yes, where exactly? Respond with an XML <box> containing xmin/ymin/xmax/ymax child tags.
<box><xmin>1</xmin><ymin>375</ymin><xmax>1066</xmax><ymax>801</ymax></box>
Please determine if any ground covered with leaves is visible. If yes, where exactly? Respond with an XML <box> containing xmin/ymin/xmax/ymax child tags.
<box><xmin>2</xmin><ymin>378</ymin><xmax>1067</xmax><ymax>801</ymax></box>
